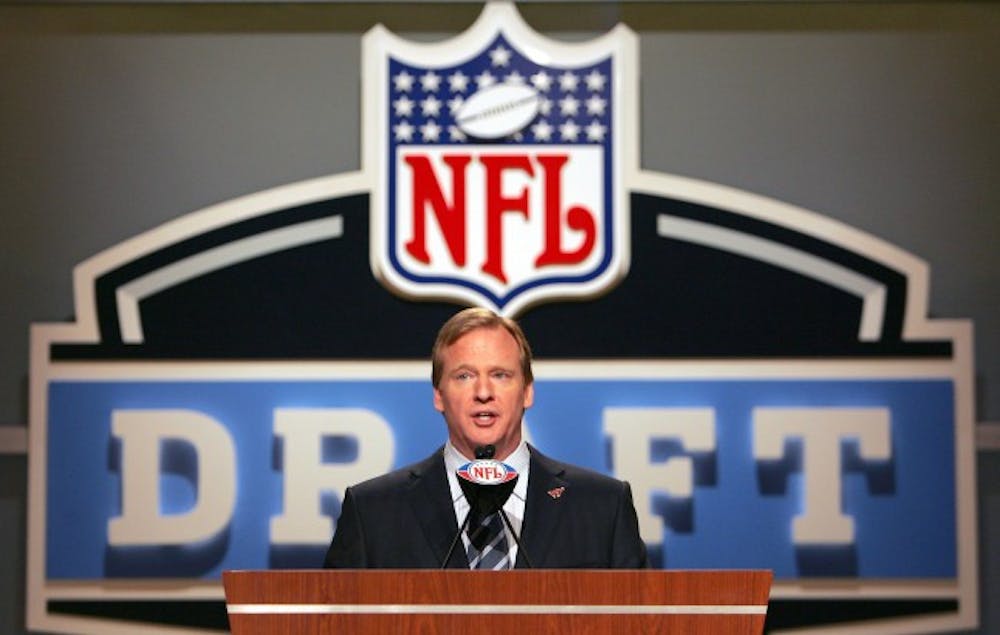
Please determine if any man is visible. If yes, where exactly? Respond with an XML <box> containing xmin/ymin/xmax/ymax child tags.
<box><xmin>324</xmin><ymin>307</ymin><xmax>647</xmax><ymax>569</ymax></box>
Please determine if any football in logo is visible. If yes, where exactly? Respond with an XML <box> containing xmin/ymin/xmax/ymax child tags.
<box><xmin>455</xmin><ymin>82</ymin><xmax>542</xmax><ymax>139</ymax></box>
<box><xmin>458</xmin><ymin>460</ymin><xmax>518</xmax><ymax>485</ymax></box>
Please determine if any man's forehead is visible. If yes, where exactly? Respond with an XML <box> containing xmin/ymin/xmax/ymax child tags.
<box><xmin>443</xmin><ymin>326</ymin><xmax>519</xmax><ymax>358</ymax></box>
<box><xmin>448</xmin><ymin>324</ymin><xmax>511</xmax><ymax>345</ymax></box>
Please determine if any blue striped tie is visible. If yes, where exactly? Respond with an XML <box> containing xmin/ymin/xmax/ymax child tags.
<box><xmin>467</xmin><ymin>511</ymin><xmax>510</xmax><ymax>570</ymax></box>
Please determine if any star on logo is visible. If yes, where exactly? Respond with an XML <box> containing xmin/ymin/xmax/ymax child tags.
<box><xmin>559</xmin><ymin>120</ymin><xmax>580</xmax><ymax>141</ymax></box>
<box><xmin>489</xmin><ymin>44</ymin><xmax>512</xmax><ymax>67</ymax></box>
<box><xmin>475</xmin><ymin>70</ymin><xmax>497</xmax><ymax>90</ymax></box>
<box><xmin>393</xmin><ymin>70</ymin><xmax>415</xmax><ymax>92</ymax></box>
<box><xmin>420</xmin><ymin>95</ymin><xmax>442</xmax><ymax>117</ymax></box>
<box><xmin>420</xmin><ymin>70</ymin><xmax>442</xmax><ymax>92</ymax></box>
<box><xmin>531</xmin><ymin>119</ymin><xmax>553</xmax><ymax>141</ymax></box>
<box><xmin>447</xmin><ymin>95</ymin><xmax>465</xmax><ymax>114</ymax></box>
<box><xmin>393</xmin><ymin>120</ymin><xmax>414</xmax><ymax>142</ymax></box>
<box><xmin>558</xmin><ymin>71</ymin><xmax>579</xmax><ymax>93</ymax></box>
<box><xmin>586</xmin><ymin>94</ymin><xmax>607</xmax><ymax>116</ymax></box>
<box><xmin>585</xmin><ymin>120</ymin><xmax>607</xmax><ymax>141</ymax></box>
<box><xmin>584</xmin><ymin>69</ymin><xmax>607</xmax><ymax>92</ymax></box>
<box><xmin>547</xmin><ymin>487</ymin><xmax>566</xmax><ymax>499</ymax></box>
<box><xmin>448</xmin><ymin>71</ymin><xmax>470</xmax><ymax>93</ymax></box>
<box><xmin>530</xmin><ymin>70</ymin><xmax>553</xmax><ymax>92</ymax></box>
<box><xmin>504</xmin><ymin>70</ymin><xmax>526</xmax><ymax>85</ymax></box>
<box><xmin>559</xmin><ymin>95</ymin><xmax>580</xmax><ymax>117</ymax></box>
<box><xmin>419</xmin><ymin>120</ymin><xmax>442</xmax><ymax>142</ymax></box>
<box><xmin>393</xmin><ymin>96</ymin><xmax>415</xmax><ymax>117</ymax></box>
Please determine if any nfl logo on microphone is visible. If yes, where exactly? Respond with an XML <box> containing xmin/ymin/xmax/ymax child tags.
<box><xmin>366</xmin><ymin>2</ymin><xmax>634</xmax><ymax>314</ymax></box>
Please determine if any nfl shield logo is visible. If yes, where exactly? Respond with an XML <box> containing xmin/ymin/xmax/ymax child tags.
<box><xmin>365</xmin><ymin>2</ymin><xmax>637</xmax><ymax>315</ymax></box>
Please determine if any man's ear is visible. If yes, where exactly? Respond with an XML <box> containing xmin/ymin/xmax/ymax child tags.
<box><xmin>433</xmin><ymin>387</ymin><xmax>445</xmax><ymax>413</ymax></box>
<box><xmin>523</xmin><ymin>382</ymin><xmax>534</xmax><ymax>409</ymax></box>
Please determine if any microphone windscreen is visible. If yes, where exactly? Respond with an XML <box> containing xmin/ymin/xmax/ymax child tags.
<box><xmin>474</xmin><ymin>444</ymin><xmax>496</xmax><ymax>459</ymax></box>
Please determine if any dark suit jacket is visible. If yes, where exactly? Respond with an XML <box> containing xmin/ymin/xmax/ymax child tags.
<box><xmin>324</xmin><ymin>445</ymin><xmax>647</xmax><ymax>569</ymax></box>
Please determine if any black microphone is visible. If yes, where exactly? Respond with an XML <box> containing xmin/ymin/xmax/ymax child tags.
<box><xmin>442</xmin><ymin>462</ymin><xmax>513</xmax><ymax>568</ymax></box>
<box><xmin>439</xmin><ymin>446</ymin><xmax>534</xmax><ymax>568</ymax></box>
<box><xmin>475</xmin><ymin>444</ymin><xmax>495</xmax><ymax>459</ymax></box>
<box><xmin>458</xmin><ymin>470</ymin><xmax>516</xmax><ymax>517</ymax></box>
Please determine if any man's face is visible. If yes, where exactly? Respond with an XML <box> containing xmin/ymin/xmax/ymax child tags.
<box><xmin>433</xmin><ymin>326</ymin><xmax>534</xmax><ymax>461</ymax></box>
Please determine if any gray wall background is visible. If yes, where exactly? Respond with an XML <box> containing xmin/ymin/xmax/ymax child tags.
<box><xmin>1</xmin><ymin>2</ymin><xmax>996</xmax><ymax>633</ymax></box>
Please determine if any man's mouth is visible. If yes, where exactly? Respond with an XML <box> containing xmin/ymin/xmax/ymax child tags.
<box><xmin>472</xmin><ymin>410</ymin><xmax>498</xmax><ymax>425</ymax></box>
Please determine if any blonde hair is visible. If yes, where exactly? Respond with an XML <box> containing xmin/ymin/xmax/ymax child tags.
<box><xmin>431</xmin><ymin>307</ymin><xmax>534</xmax><ymax>387</ymax></box>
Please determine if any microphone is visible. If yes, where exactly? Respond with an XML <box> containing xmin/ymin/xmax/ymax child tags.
<box><xmin>439</xmin><ymin>446</ymin><xmax>534</xmax><ymax>568</ymax></box>
<box><xmin>475</xmin><ymin>444</ymin><xmax>495</xmax><ymax>459</ymax></box>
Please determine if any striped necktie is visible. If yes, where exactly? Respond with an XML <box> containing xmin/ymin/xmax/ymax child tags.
<box><xmin>466</xmin><ymin>511</ymin><xmax>510</xmax><ymax>570</ymax></box>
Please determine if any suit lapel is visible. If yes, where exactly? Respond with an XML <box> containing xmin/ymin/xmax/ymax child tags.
<box><xmin>517</xmin><ymin>446</ymin><xmax>568</xmax><ymax>569</ymax></box>
<box><xmin>405</xmin><ymin>448</ymin><xmax>468</xmax><ymax>568</ymax></box>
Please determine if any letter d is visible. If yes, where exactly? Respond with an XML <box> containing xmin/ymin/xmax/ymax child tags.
<box><xmin>108</xmin><ymin>410</ymin><xmax>236</xmax><ymax>546</ymax></box>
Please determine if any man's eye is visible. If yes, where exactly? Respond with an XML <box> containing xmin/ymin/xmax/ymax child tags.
<box><xmin>492</xmin><ymin>371</ymin><xmax>511</xmax><ymax>379</ymax></box>
<box><xmin>456</xmin><ymin>372</ymin><xmax>472</xmax><ymax>380</ymax></box>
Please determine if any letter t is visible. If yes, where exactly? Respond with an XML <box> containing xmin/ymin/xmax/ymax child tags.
<box><xmin>753</xmin><ymin>408</ymin><xmax>891</xmax><ymax>545</ymax></box>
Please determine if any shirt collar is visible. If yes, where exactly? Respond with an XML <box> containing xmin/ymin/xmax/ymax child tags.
<box><xmin>445</xmin><ymin>438</ymin><xmax>529</xmax><ymax>467</ymax></box>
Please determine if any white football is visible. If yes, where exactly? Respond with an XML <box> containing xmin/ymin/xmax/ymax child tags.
<box><xmin>455</xmin><ymin>83</ymin><xmax>541</xmax><ymax>139</ymax></box>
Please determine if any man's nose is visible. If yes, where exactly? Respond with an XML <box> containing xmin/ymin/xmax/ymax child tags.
<box><xmin>474</xmin><ymin>377</ymin><xmax>494</xmax><ymax>401</ymax></box>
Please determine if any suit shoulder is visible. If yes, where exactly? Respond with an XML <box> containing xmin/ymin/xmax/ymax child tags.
<box><xmin>531</xmin><ymin>447</ymin><xmax>628</xmax><ymax>493</ymax></box>
<box><xmin>560</xmin><ymin>461</ymin><xmax>628</xmax><ymax>491</ymax></box>
<box><xmin>347</xmin><ymin>451</ymin><xmax>442</xmax><ymax>498</ymax></box>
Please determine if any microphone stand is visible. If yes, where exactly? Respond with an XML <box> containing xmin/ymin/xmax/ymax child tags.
<box><xmin>441</xmin><ymin>506</ymin><xmax>476</xmax><ymax>569</ymax></box>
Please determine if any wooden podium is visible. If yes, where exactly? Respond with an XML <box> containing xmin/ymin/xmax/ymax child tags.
<box><xmin>224</xmin><ymin>569</ymin><xmax>772</xmax><ymax>634</ymax></box>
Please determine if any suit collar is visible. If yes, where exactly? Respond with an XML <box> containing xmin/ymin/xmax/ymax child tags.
<box><xmin>405</xmin><ymin>447</ymin><xmax>469</xmax><ymax>568</ymax></box>
<box><xmin>517</xmin><ymin>445</ymin><xmax>569</xmax><ymax>568</ymax></box>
